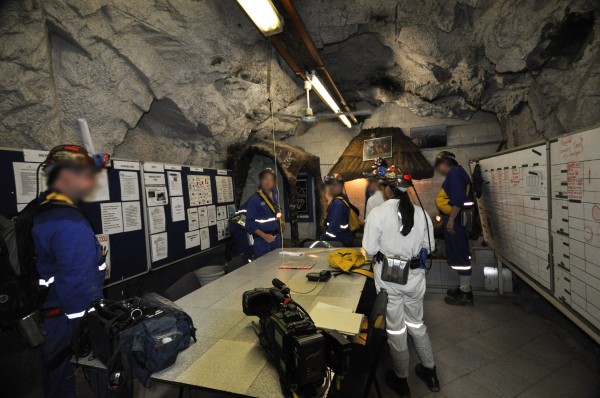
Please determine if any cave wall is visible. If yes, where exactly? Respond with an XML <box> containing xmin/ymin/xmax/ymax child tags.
<box><xmin>1</xmin><ymin>0</ymin><xmax>599</xmax><ymax>165</ymax></box>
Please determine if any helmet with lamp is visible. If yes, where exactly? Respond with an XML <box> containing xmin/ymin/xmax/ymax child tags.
<box><xmin>324</xmin><ymin>173</ymin><xmax>344</xmax><ymax>185</ymax></box>
<box><xmin>380</xmin><ymin>165</ymin><xmax>413</xmax><ymax>191</ymax></box>
<box><xmin>42</xmin><ymin>144</ymin><xmax>110</xmax><ymax>174</ymax></box>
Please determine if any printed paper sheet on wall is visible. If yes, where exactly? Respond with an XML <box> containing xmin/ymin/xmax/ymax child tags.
<box><xmin>188</xmin><ymin>175</ymin><xmax>212</xmax><ymax>206</ymax></box>
<box><xmin>215</xmin><ymin>176</ymin><xmax>234</xmax><ymax>203</ymax></box>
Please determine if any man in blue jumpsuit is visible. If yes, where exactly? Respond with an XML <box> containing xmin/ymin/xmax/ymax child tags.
<box><xmin>33</xmin><ymin>145</ymin><xmax>108</xmax><ymax>398</ymax></box>
<box><xmin>434</xmin><ymin>151</ymin><xmax>475</xmax><ymax>306</ymax></box>
<box><xmin>321</xmin><ymin>173</ymin><xmax>355</xmax><ymax>247</ymax></box>
<box><xmin>246</xmin><ymin>168</ymin><xmax>283</xmax><ymax>259</ymax></box>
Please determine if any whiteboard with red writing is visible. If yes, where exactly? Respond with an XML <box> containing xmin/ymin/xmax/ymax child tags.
<box><xmin>550</xmin><ymin>126</ymin><xmax>600</xmax><ymax>331</ymax></box>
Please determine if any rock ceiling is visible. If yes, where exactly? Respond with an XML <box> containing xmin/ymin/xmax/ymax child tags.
<box><xmin>0</xmin><ymin>0</ymin><xmax>599</xmax><ymax>165</ymax></box>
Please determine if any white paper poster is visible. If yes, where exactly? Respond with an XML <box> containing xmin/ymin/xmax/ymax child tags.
<box><xmin>148</xmin><ymin>206</ymin><xmax>166</xmax><ymax>234</ymax></box>
<box><xmin>184</xmin><ymin>230</ymin><xmax>200</xmax><ymax>249</ymax></box>
<box><xmin>208</xmin><ymin>205</ymin><xmax>217</xmax><ymax>226</ymax></box>
<box><xmin>23</xmin><ymin>149</ymin><xmax>48</xmax><ymax>163</ymax></box>
<box><xmin>171</xmin><ymin>196</ymin><xmax>185</xmax><ymax>222</ymax></box>
<box><xmin>187</xmin><ymin>175</ymin><xmax>212</xmax><ymax>206</ymax></box>
<box><xmin>122</xmin><ymin>201</ymin><xmax>142</xmax><ymax>232</ymax></box>
<box><xmin>145</xmin><ymin>186</ymin><xmax>169</xmax><ymax>206</ymax></box>
<box><xmin>187</xmin><ymin>207</ymin><xmax>199</xmax><ymax>231</ymax></box>
<box><xmin>200</xmin><ymin>227</ymin><xmax>210</xmax><ymax>250</ymax></box>
<box><xmin>198</xmin><ymin>207</ymin><xmax>209</xmax><ymax>228</ymax></box>
<box><xmin>151</xmin><ymin>232</ymin><xmax>168</xmax><ymax>262</ymax></box>
<box><xmin>216</xmin><ymin>206</ymin><xmax>227</xmax><ymax>221</ymax></box>
<box><xmin>101</xmin><ymin>203</ymin><xmax>124</xmax><ymax>234</ymax></box>
<box><xmin>119</xmin><ymin>171</ymin><xmax>139</xmax><ymax>201</ymax></box>
<box><xmin>84</xmin><ymin>169</ymin><xmax>110</xmax><ymax>202</ymax></box>
<box><xmin>167</xmin><ymin>171</ymin><xmax>183</xmax><ymax>197</ymax></box>
<box><xmin>113</xmin><ymin>160</ymin><xmax>140</xmax><ymax>171</ymax></box>
<box><xmin>95</xmin><ymin>234</ymin><xmax>111</xmax><ymax>279</ymax></box>
<box><xmin>215</xmin><ymin>176</ymin><xmax>234</xmax><ymax>203</ymax></box>
<box><xmin>217</xmin><ymin>220</ymin><xmax>229</xmax><ymax>240</ymax></box>
<box><xmin>12</xmin><ymin>162</ymin><xmax>45</xmax><ymax>203</ymax></box>
<box><xmin>144</xmin><ymin>163</ymin><xmax>164</xmax><ymax>173</ymax></box>
<box><xmin>227</xmin><ymin>204</ymin><xmax>237</xmax><ymax>218</ymax></box>
<box><xmin>144</xmin><ymin>173</ymin><xmax>166</xmax><ymax>186</ymax></box>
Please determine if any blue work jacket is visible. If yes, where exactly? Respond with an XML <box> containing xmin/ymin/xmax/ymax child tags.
<box><xmin>321</xmin><ymin>194</ymin><xmax>354</xmax><ymax>246</ymax></box>
<box><xmin>32</xmin><ymin>191</ymin><xmax>105</xmax><ymax>320</ymax></box>
<box><xmin>245</xmin><ymin>190</ymin><xmax>281</xmax><ymax>235</ymax></box>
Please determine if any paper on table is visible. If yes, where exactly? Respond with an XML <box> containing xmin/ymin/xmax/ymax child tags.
<box><xmin>145</xmin><ymin>186</ymin><xmax>169</xmax><ymax>206</ymax></box>
<box><xmin>100</xmin><ymin>203</ymin><xmax>123</xmax><ymax>234</ymax></box>
<box><xmin>187</xmin><ymin>207</ymin><xmax>199</xmax><ymax>231</ymax></box>
<box><xmin>13</xmin><ymin>162</ymin><xmax>45</xmax><ymax>203</ymax></box>
<box><xmin>95</xmin><ymin>234</ymin><xmax>111</xmax><ymax>279</ymax></box>
<box><xmin>84</xmin><ymin>169</ymin><xmax>110</xmax><ymax>202</ymax></box>
<box><xmin>167</xmin><ymin>171</ymin><xmax>183</xmax><ymax>196</ymax></box>
<box><xmin>200</xmin><ymin>227</ymin><xmax>210</xmax><ymax>250</ymax></box>
<box><xmin>151</xmin><ymin>232</ymin><xmax>168</xmax><ymax>262</ymax></box>
<box><xmin>309</xmin><ymin>306</ymin><xmax>363</xmax><ymax>335</ymax></box>
<box><xmin>122</xmin><ymin>201</ymin><xmax>142</xmax><ymax>232</ymax></box>
<box><xmin>148</xmin><ymin>205</ymin><xmax>166</xmax><ymax>234</ymax></box>
<box><xmin>184</xmin><ymin>230</ymin><xmax>200</xmax><ymax>249</ymax></box>
<box><xmin>207</xmin><ymin>205</ymin><xmax>217</xmax><ymax>226</ymax></box>
<box><xmin>171</xmin><ymin>196</ymin><xmax>185</xmax><ymax>222</ymax></box>
<box><xmin>198</xmin><ymin>206</ymin><xmax>209</xmax><ymax>228</ymax></box>
<box><xmin>119</xmin><ymin>171</ymin><xmax>139</xmax><ymax>201</ymax></box>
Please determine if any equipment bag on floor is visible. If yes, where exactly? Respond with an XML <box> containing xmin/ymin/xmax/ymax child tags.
<box><xmin>78</xmin><ymin>293</ymin><xmax>196</xmax><ymax>395</ymax></box>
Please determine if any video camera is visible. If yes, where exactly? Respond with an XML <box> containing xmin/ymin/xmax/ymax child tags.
<box><xmin>243</xmin><ymin>279</ymin><xmax>351</xmax><ymax>398</ymax></box>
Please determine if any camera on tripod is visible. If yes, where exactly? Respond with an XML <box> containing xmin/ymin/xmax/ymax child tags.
<box><xmin>242</xmin><ymin>279</ymin><xmax>351</xmax><ymax>397</ymax></box>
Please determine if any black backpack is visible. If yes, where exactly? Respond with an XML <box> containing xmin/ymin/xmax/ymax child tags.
<box><xmin>0</xmin><ymin>200</ymin><xmax>77</xmax><ymax>327</ymax></box>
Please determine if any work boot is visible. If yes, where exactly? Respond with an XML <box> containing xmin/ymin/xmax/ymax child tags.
<box><xmin>446</xmin><ymin>286</ymin><xmax>462</xmax><ymax>297</ymax></box>
<box><xmin>415</xmin><ymin>364</ymin><xmax>440</xmax><ymax>392</ymax></box>
<box><xmin>385</xmin><ymin>370</ymin><xmax>411</xmax><ymax>398</ymax></box>
<box><xmin>444</xmin><ymin>290</ymin><xmax>474</xmax><ymax>306</ymax></box>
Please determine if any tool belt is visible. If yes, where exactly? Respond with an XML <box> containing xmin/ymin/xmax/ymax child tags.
<box><xmin>375</xmin><ymin>252</ymin><xmax>421</xmax><ymax>285</ymax></box>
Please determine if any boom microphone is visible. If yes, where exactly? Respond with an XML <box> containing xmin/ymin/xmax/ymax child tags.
<box><xmin>272</xmin><ymin>278</ymin><xmax>290</xmax><ymax>294</ymax></box>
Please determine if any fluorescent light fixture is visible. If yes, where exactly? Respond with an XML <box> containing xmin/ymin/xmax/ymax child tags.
<box><xmin>308</xmin><ymin>73</ymin><xmax>352</xmax><ymax>128</ymax></box>
<box><xmin>237</xmin><ymin>0</ymin><xmax>283</xmax><ymax>36</ymax></box>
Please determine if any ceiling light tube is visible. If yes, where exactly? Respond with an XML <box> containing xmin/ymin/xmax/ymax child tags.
<box><xmin>236</xmin><ymin>0</ymin><xmax>284</xmax><ymax>36</ymax></box>
<box><xmin>309</xmin><ymin>73</ymin><xmax>352</xmax><ymax>128</ymax></box>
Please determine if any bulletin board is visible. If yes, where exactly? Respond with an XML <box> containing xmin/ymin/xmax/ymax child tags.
<box><xmin>0</xmin><ymin>148</ymin><xmax>149</xmax><ymax>286</ymax></box>
<box><xmin>471</xmin><ymin>125</ymin><xmax>600</xmax><ymax>343</ymax></box>
<box><xmin>141</xmin><ymin>162</ymin><xmax>236</xmax><ymax>269</ymax></box>
<box><xmin>549</xmin><ymin>126</ymin><xmax>600</xmax><ymax>332</ymax></box>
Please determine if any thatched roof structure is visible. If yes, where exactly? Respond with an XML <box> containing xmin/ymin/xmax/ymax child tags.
<box><xmin>330</xmin><ymin>127</ymin><xmax>434</xmax><ymax>180</ymax></box>
<box><xmin>226</xmin><ymin>139</ymin><xmax>326</xmax><ymax>244</ymax></box>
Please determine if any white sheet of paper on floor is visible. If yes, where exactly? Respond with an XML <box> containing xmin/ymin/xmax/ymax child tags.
<box><xmin>12</xmin><ymin>162</ymin><xmax>45</xmax><ymax>203</ymax></box>
<box><xmin>100</xmin><ymin>202</ymin><xmax>124</xmax><ymax>234</ymax></box>
<box><xmin>167</xmin><ymin>171</ymin><xmax>183</xmax><ymax>197</ymax></box>
<box><xmin>150</xmin><ymin>232</ymin><xmax>168</xmax><ymax>262</ymax></box>
<box><xmin>187</xmin><ymin>207</ymin><xmax>199</xmax><ymax>231</ymax></box>
<box><xmin>119</xmin><ymin>171</ymin><xmax>139</xmax><ymax>201</ymax></box>
<box><xmin>144</xmin><ymin>172</ymin><xmax>166</xmax><ymax>186</ymax></box>
<box><xmin>198</xmin><ymin>206</ymin><xmax>209</xmax><ymax>228</ymax></box>
<box><xmin>216</xmin><ymin>206</ymin><xmax>227</xmax><ymax>221</ymax></box>
<box><xmin>95</xmin><ymin>234</ymin><xmax>111</xmax><ymax>279</ymax></box>
<box><xmin>208</xmin><ymin>205</ymin><xmax>217</xmax><ymax>226</ymax></box>
<box><xmin>184</xmin><ymin>230</ymin><xmax>201</xmax><ymax>249</ymax></box>
<box><xmin>215</xmin><ymin>176</ymin><xmax>234</xmax><ymax>203</ymax></box>
<box><xmin>200</xmin><ymin>228</ymin><xmax>210</xmax><ymax>250</ymax></box>
<box><xmin>84</xmin><ymin>169</ymin><xmax>110</xmax><ymax>202</ymax></box>
<box><xmin>187</xmin><ymin>175</ymin><xmax>212</xmax><ymax>206</ymax></box>
<box><xmin>145</xmin><ymin>186</ymin><xmax>169</xmax><ymax>206</ymax></box>
<box><xmin>122</xmin><ymin>201</ymin><xmax>142</xmax><ymax>232</ymax></box>
<box><xmin>148</xmin><ymin>205</ymin><xmax>166</xmax><ymax>234</ymax></box>
<box><xmin>171</xmin><ymin>196</ymin><xmax>185</xmax><ymax>222</ymax></box>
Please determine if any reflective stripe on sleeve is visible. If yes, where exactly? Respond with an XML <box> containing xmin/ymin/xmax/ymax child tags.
<box><xmin>65</xmin><ymin>307</ymin><xmax>95</xmax><ymax>320</ymax></box>
<box><xmin>451</xmin><ymin>265</ymin><xmax>472</xmax><ymax>271</ymax></box>
<box><xmin>340</xmin><ymin>224</ymin><xmax>349</xmax><ymax>229</ymax></box>
<box><xmin>325</xmin><ymin>232</ymin><xmax>337</xmax><ymax>238</ymax></box>
<box><xmin>255</xmin><ymin>217</ymin><xmax>277</xmax><ymax>223</ymax></box>
<box><xmin>98</xmin><ymin>263</ymin><xmax>107</xmax><ymax>271</ymax></box>
<box><xmin>386</xmin><ymin>326</ymin><xmax>407</xmax><ymax>335</ymax></box>
<box><xmin>39</xmin><ymin>277</ymin><xmax>55</xmax><ymax>287</ymax></box>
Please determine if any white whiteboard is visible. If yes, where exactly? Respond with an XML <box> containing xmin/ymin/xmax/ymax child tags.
<box><xmin>550</xmin><ymin>126</ymin><xmax>600</xmax><ymax>331</ymax></box>
<box><xmin>473</xmin><ymin>144</ymin><xmax>551</xmax><ymax>289</ymax></box>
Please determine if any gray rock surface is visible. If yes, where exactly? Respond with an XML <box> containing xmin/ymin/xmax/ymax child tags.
<box><xmin>1</xmin><ymin>0</ymin><xmax>599</xmax><ymax>163</ymax></box>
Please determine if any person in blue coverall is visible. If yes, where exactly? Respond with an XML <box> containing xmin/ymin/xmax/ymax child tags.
<box><xmin>246</xmin><ymin>168</ymin><xmax>283</xmax><ymax>259</ymax></box>
<box><xmin>434</xmin><ymin>151</ymin><xmax>475</xmax><ymax>306</ymax></box>
<box><xmin>33</xmin><ymin>145</ymin><xmax>108</xmax><ymax>398</ymax></box>
<box><xmin>321</xmin><ymin>173</ymin><xmax>355</xmax><ymax>247</ymax></box>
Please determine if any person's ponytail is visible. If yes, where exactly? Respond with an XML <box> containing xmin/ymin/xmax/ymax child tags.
<box><xmin>395</xmin><ymin>188</ymin><xmax>415</xmax><ymax>236</ymax></box>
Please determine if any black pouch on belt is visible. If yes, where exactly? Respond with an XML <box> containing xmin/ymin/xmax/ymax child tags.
<box><xmin>461</xmin><ymin>207</ymin><xmax>475</xmax><ymax>233</ymax></box>
<box><xmin>380</xmin><ymin>255</ymin><xmax>410</xmax><ymax>285</ymax></box>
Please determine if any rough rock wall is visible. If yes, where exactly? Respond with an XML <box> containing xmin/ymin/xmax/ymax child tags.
<box><xmin>1</xmin><ymin>0</ymin><xmax>599</xmax><ymax>163</ymax></box>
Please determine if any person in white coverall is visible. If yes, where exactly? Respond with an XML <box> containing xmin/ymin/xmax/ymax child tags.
<box><xmin>362</xmin><ymin>165</ymin><xmax>440</xmax><ymax>398</ymax></box>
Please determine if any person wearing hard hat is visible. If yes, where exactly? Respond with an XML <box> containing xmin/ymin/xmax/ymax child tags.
<box><xmin>321</xmin><ymin>173</ymin><xmax>355</xmax><ymax>247</ymax></box>
<box><xmin>364</xmin><ymin>157</ymin><xmax>388</xmax><ymax>219</ymax></box>
<box><xmin>434</xmin><ymin>151</ymin><xmax>475</xmax><ymax>306</ymax></box>
<box><xmin>33</xmin><ymin>145</ymin><xmax>109</xmax><ymax>398</ymax></box>
<box><xmin>363</xmin><ymin>165</ymin><xmax>439</xmax><ymax>398</ymax></box>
